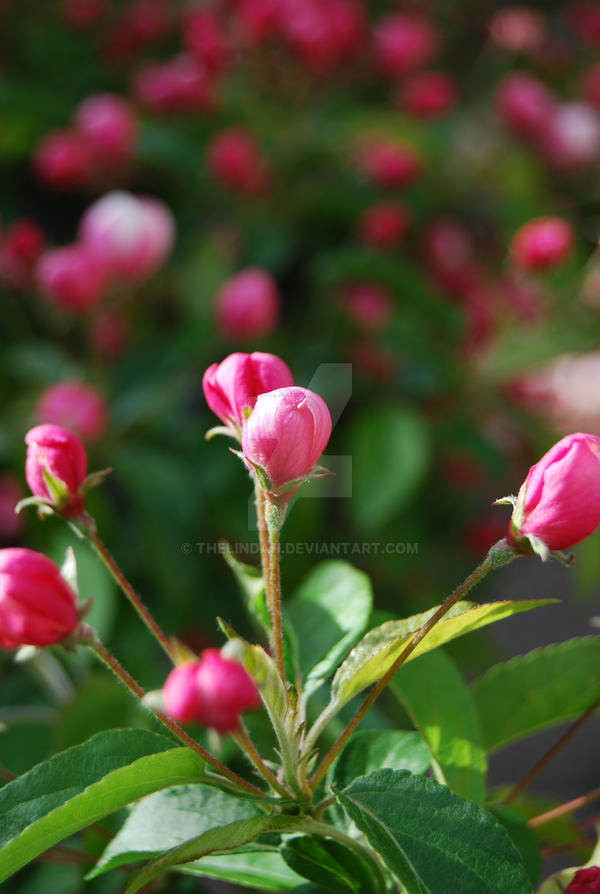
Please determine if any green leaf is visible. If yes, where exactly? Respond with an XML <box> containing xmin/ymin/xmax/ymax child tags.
<box><xmin>487</xmin><ymin>805</ymin><xmax>541</xmax><ymax>886</ymax></box>
<box><xmin>336</xmin><ymin>770</ymin><xmax>532</xmax><ymax>894</ymax></box>
<box><xmin>88</xmin><ymin>783</ymin><xmax>264</xmax><ymax>878</ymax></box>
<box><xmin>281</xmin><ymin>835</ymin><xmax>379</xmax><ymax>893</ymax></box>
<box><xmin>350</xmin><ymin>407</ymin><xmax>430</xmax><ymax>531</ymax></box>
<box><xmin>331</xmin><ymin>730</ymin><xmax>430</xmax><ymax>791</ymax></box>
<box><xmin>287</xmin><ymin>561</ymin><xmax>372</xmax><ymax>697</ymax></box>
<box><xmin>471</xmin><ymin>637</ymin><xmax>600</xmax><ymax>753</ymax></box>
<box><xmin>330</xmin><ymin>599</ymin><xmax>555</xmax><ymax>711</ymax></box>
<box><xmin>180</xmin><ymin>851</ymin><xmax>306</xmax><ymax>890</ymax></box>
<box><xmin>124</xmin><ymin>815</ymin><xmax>307</xmax><ymax>894</ymax></box>
<box><xmin>389</xmin><ymin>650</ymin><xmax>487</xmax><ymax>804</ymax></box>
<box><xmin>0</xmin><ymin>729</ymin><xmax>205</xmax><ymax>884</ymax></box>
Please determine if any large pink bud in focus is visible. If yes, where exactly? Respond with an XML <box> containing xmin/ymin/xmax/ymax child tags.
<box><xmin>163</xmin><ymin>649</ymin><xmax>260</xmax><ymax>732</ymax></box>
<box><xmin>0</xmin><ymin>548</ymin><xmax>79</xmax><ymax>649</ymax></box>
<box><xmin>36</xmin><ymin>382</ymin><xmax>107</xmax><ymax>444</ymax></box>
<box><xmin>510</xmin><ymin>217</ymin><xmax>573</xmax><ymax>271</ymax></box>
<box><xmin>242</xmin><ymin>386</ymin><xmax>332</xmax><ymax>498</ymax></box>
<box><xmin>74</xmin><ymin>94</ymin><xmax>138</xmax><ymax>167</ymax></box>
<box><xmin>25</xmin><ymin>424</ymin><xmax>87</xmax><ymax>517</ymax></box>
<box><xmin>36</xmin><ymin>245</ymin><xmax>107</xmax><ymax>312</ymax></box>
<box><xmin>566</xmin><ymin>867</ymin><xmax>600</xmax><ymax>893</ymax></box>
<box><xmin>79</xmin><ymin>191</ymin><xmax>174</xmax><ymax>283</ymax></box>
<box><xmin>203</xmin><ymin>351</ymin><xmax>293</xmax><ymax>432</ymax></box>
<box><xmin>373</xmin><ymin>13</ymin><xmax>438</xmax><ymax>79</ymax></box>
<box><xmin>216</xmin><ymin>268</ymin><xmax>280</xmax><ymax>340</ymax></box>
<box><xmin>33</xmin><ymin>129</ymin><xmax>94</xmax><ymax>190</ymax></box>
<box><xmin>510</xmin><ymin>433</ymin><xmax>600</xmax><ymax>552</ymax></box>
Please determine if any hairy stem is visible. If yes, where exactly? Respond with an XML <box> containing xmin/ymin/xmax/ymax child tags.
<box><xmin>234</xmin><ymin>722</ymin><xmax>293</xmax><ymax>799</ymax></box>
<box><xmin>264</xmin><ymin>501</ymin><xmax>286</xmax><ymax>682</ymax></box>
<box><xmin>78</xmin><ymin>516</ymin><xmax>174</xmax><ymax>662</ymax></box>
<box><xmin>309</xmin><ymin>539</ymin><xmax>517</xmax><ymax>789</ymax></box>
<box><xmin>505</xmin><ymin>696</ymin><xmax>600</xmax><ymax>805</ymax></box>
<box><xmin>89</xmin><ymin>640</ymin><xmax>264</xmax><ymax>797</ymax></box>
<box><xmin>529</xmin><ymin>786</ymin><xmax>600</xmax><ymax>828</ymax></box>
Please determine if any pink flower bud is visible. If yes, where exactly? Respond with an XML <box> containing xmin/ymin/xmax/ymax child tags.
<box><xmin>36</xmin><ymin>382</ymin><xmax>107</xmax><ymax>444</ymax></box>
<box><xmin>33</xmin><ymin>129</ymin><xmax>94</xmax><ymax>190</ymax></box>
<box><xmin>0</xmin><ymin>548</ymin><xmax>79</xmax><ymax>649</ymax></box>
<box><xmin>0</xmin><ymin>476</ymin><xmax>23</xmax><ymax>541</ymax></box>
<box><xmin>206</xmin><ymin>128</ymin><xmax>270</xmax><ymax>195</ymax></box>
<box><xmin>357</xmin><ymin>139</ymin><xmax>422</xmax><ymax>188</ymax></box>
<box><xmin>566</xmin><ymin>866</ymin><xmax>600</xmax><ymax>893</ymax></box>
<box><xmin>163</xmin><ymin>649</ymin><xmax>260</xmax><ymax>732</ymax></box>
<box><xmin>511</xmin><ymin>433</ymin><xmax>600</xmax><ymax>551</ymax></box>
<box><xmin>36</xmin><ymin>245</ymin><xmax>107</xmax><ymax>312</ymax></box>
<box><xmin>340</xmin><ymin>282</ymin><xmax>393</xmax><ymax>333</ymax></box>
<box><xmin>373</xmin><ymin>13</ymin><xmax>438</xmax><ymax>80</ymax></box>
<box><xmin>90</xmin><ymin>309</ymin><xmax>129</xmax><ymax>358</ymax></box>
<box><xmin>216</xmin><ymin>268</ymin><xmax>280</xmax><ymax>340</ymax></box>
<box><xmin>0</xmin><ymin>218</ymin><xmax>45</xmax><ymax>291</ymax></box>
<box><xmin>79</xmin><ymin>191</ymin><xmax>174</xmax><ymax>283</ymax></box>
<box><xmin>61</xmin><ymin>0</ymin><xmax>106</xmax><ymax>29</ymax></box>
<box><xmin>539</xmin><ymin>102</ymin><xmax>600</xmax><ymax>171</ymax></box>
<box><xmin>496</xmin><ymin>73</ymin><xmax>556</xmax><ymax>139</ymax></box>
<box><xmin>183</xmin><ymin>10</ymin><xmax>230</xmax><ymax>74</ymax></box>
<box><xmin>398</xmin><ymin>72</ymin><xmax>457</xmax><ymax>119</ymax></box>
<box><xmin>242</xmin><ymin>386</ymin><xmax>332</xmax><ymax>496</ymax></box>
<box><xmin>74</xmin><ymin>94</ymin><xmax>138</xmax><ymax>167</ymax></box>
<box><xmin>25</xmin><ymin>424</ymin><xmax>87</xmax><ymax>516</ymax></box>
<box><xmin>132</xmin><ymin>55</ymin><xmax>215</xmax><ymax>115</ymax></box>
<box><xmin>278</xmin><ymin>0</ymin><xmax>363</xmax><ymax>71</ymax></box>
<box><xmin>510</xmin><ymin>217</ymin><xmax>573</xmax><ymax>271</ymax></box>
<box><xmin>489</xmin><ymin>6</ymin><xmax>547</xmax><ymax>54</ymax></box>
<box><xmin>203</xmin><ymin>351</ymin><xmax>293</xmax><ymax>430</ymax></box>
<box><xmin>358</xmin><ymin>201</ymin><xmax>410</xmax><ymax>250</ymax></box>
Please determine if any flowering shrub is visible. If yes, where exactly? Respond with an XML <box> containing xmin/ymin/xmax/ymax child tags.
<box><xmin>1</xmin><ymin>1</ymin><xmax>600</xmax><ymax>892</ymax></box>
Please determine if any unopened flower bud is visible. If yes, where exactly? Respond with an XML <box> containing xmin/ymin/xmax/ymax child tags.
<box><xmin>566</xmin><ymin>867</ymin><xmax>600</xmax><ymax>893</ymax></box>
<box><xmin>241</xmin><ymin>386</ymin><xmax>331</xmax><ymax>499</ymax></box>
<box><xmin>25</xmin><ymin>424</ymin><xmax>87</xmax><ymax>517</ymax></box>
<box><xmin>509</xmin><ymin>432</ymin><xmax>600</xmax><ymax>554</ymax></box>
<box><xmin>36</xmin><ymin>244</ymin><xmax>107</xmax><ymax>313</ymax></box>
<box><xmin>373</xmin><ymin>13</ymin><xmax>438</xmax><ymax>79</ymax></box>
<box><xmin>36</xmin><ymin>382</ymin><xmax>107</xmax><ymax>444</ymax></box>
<box><xmin>163</xmin><ymin>649</ymin><xmax>260</xmax><ymax>733</ymax></box>
<box><xmin>216</xmin><ymin>268</ymin><xmax>280</xmax><ymax>340</ymax></box>
<box><xmin>74</xmin><ymin>93</ymin><xmax>138</xmax><ymax>168</ymax></box>
<box><xmin>509</xmin><ymin>216</ymin><xmax>573</xmax><ymax>271</ymax></box>
<box><xmin>0</xmin><ymin>548</ymin><xmax>80</xmax><ymax>649</ymax></box>
<box><xmin>203</xmin><ymin>351</ymin><xmax>293</xmax><ymax>434</ymax></box>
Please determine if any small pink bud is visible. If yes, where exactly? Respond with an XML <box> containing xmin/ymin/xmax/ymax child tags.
<box><xmin>90</xmin><ymin>309</ymin><xmax>129</xmax><ymax>358</ymax></box>
<box><xmin>242</xmin><ymin>386</ymin><xmax>332</xmax><ymax>497</ymax></box>
<box><xmin>132</xmin><ymin>55</ymin><xmax>215</xmax><ymax>114</ymax></box>
<box><xmin>33</xmin><ymin>129</ymin><xmax>94</xmax><ymax>190</ymax></box>
<box><xmin>565</xmin><ymin>866</ymin><xmax>600</xmax><ymax>893</ymax></box>
<box><xmin>358</xmin><ymin>201</ymin><xmax>410</xmax><ymax>250</ymax></box>
<box><xmin>0</xmin><ymin>476</ymin><xmax>23</xmax><ymax>541</ymax></box>
<box><xmin>206</xmin><ymin>128</ymin><xmax>270</xmax><ymax>195</ymax></box>
<box><xmin>398</xmin><ymin>72</ymin><xmax>457</xmax><ymax>119</ymax></box>
<box><xmin>539</xmin><ymin>102</ymin><xmax>600</xmax><ymax>171</ymax></box>
<box><xmin>510</xmin><ymin>216</ymin><xmax>573</xmax><ymax>271</ymax></box>
<box><xmin>36</xmin><ymin>245</ymin><xmax>107</xmax><ymax>312</ymax></box>
<box><xmin>79</xmin><ymin>191</ymin><xmax>174</xmax><ymax>283</ymax></box>
<box><xmin>496</xmin><ymin>72</ymin><xmax>556</xmax><ymax>139</ymax></box>
<box><xmin>163</xmin><ymin>649</ymin><xmax>260</xmax><ymax>732</ymax></box>
<box><xmin>203</xmin><ymin>351</ymin><xmax>293</xmax><ymax>431</ymax></box>
<box><xmin>36</xmin><ymin>382</ymin><xmax>107</xmax><ymax>444</ymax></box>
<box><xmin>358</xmin><ymin>140</ymin><xmax>422</xmax><ymax>188</ymax></box>
<box><xmin>25</xmin><ymin>424</ymin><xmax>87</xmax><ymax>516</ymax></box>
<box><xmin>373</xmin><ymin>13</ymin><xmax>438</xmax><ymax>80</ymax></box>
<box><xmin>216</xmin><ymin>268</ymin><xmax>280</xmax><ymax>340</ymax></box>
<box><xmin>74</xmin><ymin>94</ymin><xmax>138</xmax><ymax>167</ymax></box>
<box><xmin>511</xmin><ymin>433</ymin><xmax>600</xmax><ymax>551</ymax></box>
<box><xmin>0</xmin><ymin>548</ymin><xmax>79</xmax><ymax>649</ymax></box>
<box><xmin>0</xmin><ymin>218</ymin><xmax>45</xmax><ymax>290</ymax></box>
<box><xmin>340</xmin><ymin>282</ymin><xmax>393</xmax><ymax>333</ymax></box>
<box><xmin>489</xmin><ymin>6</ymin><xmax>547</xmax><ymax>53</ymax></box>
<box><xmin>183</xmin><ymin>9</ymin><xmax>230</xmax><ymax>74</ymax></box>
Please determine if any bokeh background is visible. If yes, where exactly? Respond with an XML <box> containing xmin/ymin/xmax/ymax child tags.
<box><xmin>1</xmin><ymin>0</ymin><xmax>600</xmax><ymax>891</ymax></box>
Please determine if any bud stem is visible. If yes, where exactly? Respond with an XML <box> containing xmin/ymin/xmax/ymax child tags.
<box><xmin>234</xmin><ymin>722</ymin><xmax>293</xmax><ymax>799</ymax></box>
<box><xmin>308</xmin><ymin>538</ymin><xmax>517</xmax><ymax>790</ymax></box>
<box><xmin>264</xmin><ymin>500</ymin><xmax>286</xmax><ymax>682</ymax></box>
<box><xmin>89</xmin><ymin>639</ymin><xmax>264</xmax><ymax>797</ymax></box>
<box><xmin>528</xmin><ymin>786</ymin><xmax>600</xmax><ymax>828</ymax></box>
<box><xmin>77</xmin><ymin>516</ymin><xmax>175</xmax><ymax>662</ymax></box>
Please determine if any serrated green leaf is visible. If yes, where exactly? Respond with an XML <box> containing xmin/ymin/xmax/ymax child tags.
<box><xmin>88</xmin><ymin>783</ymin><xmax>264</xmax><ymax>878</ymax></box>
<box><xmin>331</xmin><ymin>730</ymin><xmax>430</xmax><ymax>791</ymax></box>
<box><xmin>488</xmin><ymin>805</ymin><xmax>541</xmax><ymax>886</ymax></box>
<box><xmin>0</xmin><ymin>729</ymin><xmax>205</xmax><ymax>884</ymax></box>
<box><xmin>471</xmin><ymin>637</ymin><xmax>600</xmax><ymax>753</ymax></box>
<box><xmin>330</xmin><ymin>599</ymin><xmax>555</xmax><ymax>711</ymax></box>
<box><xmin>287</xmin><ymin>561</ymin><xmax>372</xmax><ymax>698</ymax></box>
<box><xmin>124</xmin><ymin>814</ymin><xmax>307</xmax><ymax>894</ymax></box>
<box><xmin>389</xmin><ymin>650</ymin><xmax>487</xmax><ymax>804</ymax></box>
<box><xmin>281</xmin><ymin>835</ymin><xmax>379</xmax><ymax>893</ymax></box>
<box><xmin>180</xmin><ymin>851</ymin><xmax>306</xmax><ymax>890</ymax></box>
<box><xmin>336</xmin><ymin>770</ymin><xmax>532</xmax><ymax>894</ymax></box>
